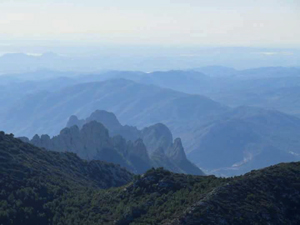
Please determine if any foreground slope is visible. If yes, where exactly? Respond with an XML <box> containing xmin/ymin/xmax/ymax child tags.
<box><xmin>1</xmin><ymin>132</ymin><xmax>299</xmax><ymax>224</ymax></box>
<box><xmin>171</xmin><ymin>162</ymin><xmax>300</xmax><ymax>225</ymax></box>
<box><xmin>0</xmin><ymin>131</ymin><xmax>132</xmax><ymax>224</ymax></box>
<box><xmin>59</xmin><ymin>163</ymin><xmax>300</xmax><ymax>225</ymax></box>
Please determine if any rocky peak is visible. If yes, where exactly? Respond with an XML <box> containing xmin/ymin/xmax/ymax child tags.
<box><xmin>29</xmin><ymin>134</ymin><xmax>52</xmax><ymax>150</ymax></box>
<box><xmin>40</xmin><ymin>134</ymin><xmax>51</xmax><ymax>141</ymax></box>
<box><xmin>166</xmin><ymin>138</ymin><xmax>204</xmax><ymax>175</ymax></box>
<box><xmin>79</xmin><ymin>121</ymin><xmax>113</xmax><ymax>160</ymax></box>
<box><xmin>86</xmin><ymin>110</ymin><xmax>122</xmax><ymax>132</ymax></box>
<box><xmin>18</xmin><ymin>136</ymin><xmax>30</xmax><ymax>143</ymax></box>
<box><xmin>30</xmin><ymin>134</ymin><xmax>42</xmax><ymax>147</ymax></box>
<box><xmin>127</xmin><ymin>138</ymin><xmax>152</xmax><ymax>174</ymax></box>
<box><xmin>167</xmin><ymin>138</ymin><xmax>187</xmax><ymax>162</ymax></box>
<box><xmin>66</xmin><ymin>115</ymin><xmax>83</xmax><ymax>128</ymax></box>
<box><xmin>112</xmin><ymin>135</ymin><xmax>128</xmax><ymax>155</ymax></box>
<box><xmin>60</xmin><ymin>125</ymin><xmax>80</xmax><ymax>136</ymax></box>
<box><xmin>40</xmin><ymin>134</ymin><xmax>51</xmax><ymax>146</ymax></box>
<box><xmin>131</xmin><ymin>139</ymin><xmax>149</xmax><ymax>158</ymax></box>
<box><xmin>80</xmin><ymin>121</ymin><xmax>110</xmax><ymax>138</ymax></box>
<box><xmin>31</xmin><ymin>134</ymin><xmax>40</xmax><ymax>142</ymax></box>
<box><xmin>152</xmin><ymin>147</ymin><xmax>166</xmax><ymax>157</ymax></box>
<box><xmin>141</xmin><ymin>123</ymin><xmax>173</xmax><ymax>155</ymax></box>
<box><xmin>59</xmin><ymin>110</ymin><xmax>205</xmax><ymax>175</ymax></box>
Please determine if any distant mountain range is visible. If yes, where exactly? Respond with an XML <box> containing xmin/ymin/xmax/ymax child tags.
<box><xmin>80</xmin><ymin>67</ymin><xmax>300</xmax><ymax>115</ymax></box>
<box><xmin>74</xmin><ymin>67</ymin><xmax>300</xmax><ymax>116</ymax></box>
<box><xmin>1</xmin><ymin>47</ymin><xmax>300</xmax><ymax>73</ymax></box>
<box><xmin>140</xmin><ymin>68</ymin><xmax>300</xmax><ymax>116</ymax></box>
<box><xmin>1</xmin><ymin>78</ymin><xmax>227</xmax><ymax>137</ymax></box>
<box><xmin>187</xmin><ymin>106</ymin><xmax>300</xmax><ymax>176</ymax></box>
<box><xmin>1</xmin><ymin>77</ymin><xmax>300</xmax><ymax>176</ymax></box>
<box><xmin>1</xmin><ymin>132</ymin><xmax>300</xmax><ymax>224</ymax></box>
<box><xmin>20</xmin><ymin>110</ymin><xmax>204</xmax><ymax>175</ymax></box>
<box><xmin>2</xmin><ymin>67</ymin><xmax>300</xmax><ymax>117</ymax></box>
<box><xmin>103</xmin><ymin>68</ymin><xmax>300</xmax><ymax>116</ymax></box>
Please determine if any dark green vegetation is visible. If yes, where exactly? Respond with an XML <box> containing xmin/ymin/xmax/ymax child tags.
<box><xmin>172</xmin><ymin>162</ymin><xmax>300</xmax><ymax>225</ymax></box>
<box><xmin>0</xmin><ymin>131</ymin><xmax>132</xmax><ymax>225</ymax></box>
<box><xmin>1</xmin><ymin>132</ymin><xmax>300</xmax><ymax>225</ymax></box>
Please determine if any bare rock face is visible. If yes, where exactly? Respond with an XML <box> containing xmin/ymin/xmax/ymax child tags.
<box><xmin>18</xmin><ymin>136</ymin><xmax>30</xmax><ymax>143</ymax></box>
<box><xmin>167</xmin><ymin>138</ymin><xmax>204</xmax><ymax>175</ymax></box>
<box><xmin>166</xmin><ymin>138</ymin><xmax>187</xmax><ymax>162</ymax></box>
<box><xmin>63</xmin><ymin>110</ymin><xmax>205</xmax><ymax>175</ymax></box>
<box><xmin>66</xmin><ymin>115</ymin><xmax>84</xmax><ymax>128</ymax></box>
<box><xmin>86</xmin><ymin>110</ymin><xmax>123</xmax><ymax>131</ymax></box>
<box><xmin>126</xmin><ymin>139</ymin><xmax>152</xmax><ymax>174</ymax></box>
<box><xmin>79</xmin><ymin>121</ymin><xmax>112</xmax><ymax>159</ymax></box>
<box><xmin>66</xmin><ymin>111</ymin><xmax>175</xmax><ymax>155</ymax></box>
<box><xmin>151</xmin><ymin>147</ymin><xmax>181</xmax><ymax>173</ymax></box>
<box><xmin>27</xmin><ymin>121</ymin><xmax>150</xmax><ymax>174</ymax></box>
<box><xmin>67</xmin><ymin>110</ymin><xmax>140</xmax><ymax>141</ymax></box>
<box><xmin>141</xmin><ymin>123</ymin><xmax>173</xmax><ymax>155</ymax></box>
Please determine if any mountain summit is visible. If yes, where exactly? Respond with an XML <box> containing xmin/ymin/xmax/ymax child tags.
<box><xmin>25</xmin><ymin>110</ymin><xmax>204</xmax><ymax>175</ymax></box>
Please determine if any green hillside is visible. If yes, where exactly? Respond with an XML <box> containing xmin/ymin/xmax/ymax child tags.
<box><xmin>0</xmin><ymin>132</ymin><xmax>299</xmax><ymax>225</ymax></box>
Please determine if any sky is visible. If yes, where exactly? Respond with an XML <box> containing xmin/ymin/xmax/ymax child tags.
<box><xmin>0</xmin><ymin>0</ymin><xmax>300</xmax><ymax>47</ymax></box>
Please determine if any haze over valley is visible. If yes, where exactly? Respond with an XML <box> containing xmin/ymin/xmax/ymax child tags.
<box><xmin>1</xmin><ymin>0</ymin><xmax>300</xmax><ymax>224</ymax></box>
<box><xmin>1</xmin><ymin>66</ymin><xmax>300</xmax><ymax>177</ymax></box>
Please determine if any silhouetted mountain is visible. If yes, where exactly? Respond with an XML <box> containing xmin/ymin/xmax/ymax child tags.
<box><xmin>67</xmin><ymin>111</ymin><xmax>174</xmax><ymax>153</ymax></box>
<box><xmin>141</xmin><ymin>123</ymin><xmax>173</xmax><ymax>154</ymax></box>
<box><xmin>27</xmin><ymin>121</ymin><xmax>148</xmax><ymax>174</ymax></box>
<box><xmin>64</xmin><ymin>110</ymin><xmax>203</xmax><ymax>175</ymax></box>
<box><xmin>67</xmin><ymin>110</ymin><xmax>140</xmax><ymax>141</ymax></box>
<box><xmin>26</xmin><ymin>115</ymin><xmax>204</xmax><ymax>175</ymax></box>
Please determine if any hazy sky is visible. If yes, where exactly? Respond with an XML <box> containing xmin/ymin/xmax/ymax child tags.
<box><xmin>0</xmin><ymin>0</ymin><xmax>299</xmax><ymax>47</ymax></box>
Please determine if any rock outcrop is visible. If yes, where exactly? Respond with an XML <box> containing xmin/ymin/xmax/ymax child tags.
<box><xmin>28</xmin><ymin>121</ymin><xmax>139</xmax><ymax>173</ymax></box>
<box><xmin>27</xmin><ymin>110</ymin><xmax>204</xmax><ymax>175</ymax></box>
<box><xmin>64</xmin><ymin>110</ymin><xmax>204</xmax><ymax>175</ymax></box>
<box><xmin>141</xmin><ymin>123</ymin><xmax>173</xmax><ymax>155</ymax></box>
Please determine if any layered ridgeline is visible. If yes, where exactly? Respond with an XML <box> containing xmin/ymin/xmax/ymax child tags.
<box><xmin>21</xmin><ymin>110</ymin><xmax>203</xmax><ymax>175</ymax></box>
<box><xmin>186</xmin><ymin>106</ymin><xmax>300</xmax><ymax>176</ymax></box>
<box><xmin>1</xmin><ymin>78</ymin><xmax>227</xmax><ymax>138</ymax></box>
<box><xmin>3</xmin><ymin>78</ymin><xmax>300</xmax><ymax>176</ymax></box>
<box><xmin>1</xmin><ymin>132</ymin><xmax>300</xmax><ymax>224</ymax></box>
